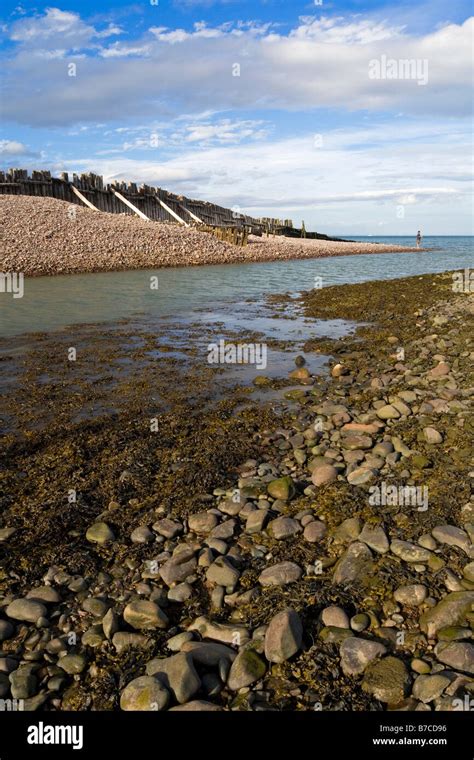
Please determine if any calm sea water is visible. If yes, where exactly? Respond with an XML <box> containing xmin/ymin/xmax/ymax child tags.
<box><xmin>0</xmin><ymin>236</ymin><xmax>472</xmax><ymax>338</ymax></box>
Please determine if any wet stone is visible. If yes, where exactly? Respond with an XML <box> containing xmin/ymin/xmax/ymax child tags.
<box><xmin>120</xmin><ymin>676</ymin><xmax>169</xmax><ymax>711</ymax></box>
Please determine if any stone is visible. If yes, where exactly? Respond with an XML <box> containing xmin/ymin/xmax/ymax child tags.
<box><xmin>131</xmin><ymin>526</ymin><xmax>154</xmax><ymax>544</ymax></box>
<box><xmin>264</xmin><ymin>609</ymin><xmax>303</xmax><ymax>663</ymax></box>
<box><xmin>258</xmin><ymin>562</ymin><xmax>303</xmax><ymax>587</ymax></box>
<box><xmin>420</xmin><ymin>591</ymin><xmax>474</xmax><ymax>637</ymax></box>
<box><xmin>9</xmin><ymin>667</ymin><xmax>37</xmax><ymax>699</ymax></box>
<box><xmin>376</xmin><ymin>405</ymin><xmax>400</xmax><ymax>420</ymax></box>
<box><xmin>145</xmin><ymin>653</ymin><xmax>201</xmax><ymax>703</ymax></box>
<box><xmin>102</xmin><ymin>608</ymin><xmax>119</xmax><ymax>640</ymax></box>
<box><xmin>333</xmin><ymin>542</ymin><xmax>374</xmax><ymax>585</ymax></box>
<box><xmin>0</xmin><ymin>528</ymin><xmax>16</xmax><ymax>542</ymax></box>
<box><xmin>311</xmin><ymin>465</ymin><xmax>338</xmax><ymax>486</ymax></box>
<box><xmin>159</xmin><ymin>549</ymin><xmax>197</xmax><ymax>586</ymax></box>
<box><xmin>6</xmin><ymin>599</ymin><xmax>47</xmax><ymax>624</ymax></box>
<box><xmin>58</xmin><ymin>654</ymin><xmax>87</xmax><ymax>675</ymax></box>
<box><xmin>321</xmin><ymin>605</ymin><xmax>350</xmax><ymax>629</ymax></box>
<box><xmin>394</xmin><ymin>584</ymin><xmax>427</xmax><ymax>606</ymax></box>
<box><xmin>188</xmin><ymin>512</ymin><xmax>218</xmax><ymax>534</ymax></box>
<box><xmin>423</xmin><ymin>427</ymin><xmax>443</xmax><ymax>444</ymax></box>
<box><xmin>428</xmin><ymin>361</ymin><xmax>450</xmax><ymax>378</ymax></box>
<box><xmin>112</xmin><ymin>632</ymin><xmax>150</xmax><ymax>653</ymax></box>
<box><xmin>169</xmin><ymin>700</ymin><xmax>222</xmax><ymax>711</ymax></box>
<box><xmin>227</xmin><ymin>649</ymin><xmax>266</xmax><ymax>690</ymax></box>
<box><xmin>153</xmin><ymin>518</ymin><xmax>183</xmax><ymax>538</ymax></box>
<box><xmin>246</xmin><ymin>510</ymin><xmax>269</xmax><ymax>534</ymax></box>
<box><xmin>181</xmin><ymin>641</ymin><xmax>236</xmax><ymax>666</ymax></box>
<box><xmin>333</xmin><ymin>517</ymin><xmax>361</xmax><ymax>543</ymax></box>
<box><xmin>206</xmin><ymin>557</ymin><xmax>240</xmax><ymax>588</ymax></box>
<box><xmin>351</xmin><ymin>613</ymin><xmax>370</xmax><ymax>632</ymax></box>
<box><xmin>412</xmin><ymin>674</ymin><xmax>450</xmax><ymax>703</ymax></box>
<box><xmin>463</xmin><ymin>563</ymin><xmax>474</xmax><ymax>583</ymax></box>
<box><xmin>432</xmin><ymin>525</ymin><xmax>472</xmax><ymax>555</ymax></box>
<box><xmin>303</xmin><ymin>520</ymin><xmax>327</xmax><ymax>543</ymax></box>
<box><xmin>435</xmin><ymin>642</ymin><xmax>474</xmax><ymax>674</ymax></box>
<box><xmin>124</xmin><ymin>601</ymin><xmax>169</xmax><ymax>630</ymax></box>
<box><xmin>359</xmin><ymin>524</ymin><xmax>389</xmax><ymax>554</ymax></box>
<box><xmin>341</xmin><ymin>434</ymin><xmax>373</xmax><ymax>450</ymax></box>
<box><xmin>0</xmin><ymin>620</ymin><xmax>14</xmax><ymax>641</ymax></box>
<box><xmin>390</xmin><ymin>540</ymin><xmax>432</xmax><ymax>563</ymax></box>
<box><xmin>86</xmin><ymin>522</ymin><xmax>115</xmax><ymax>545</ymax></box>
<box><xmin>187</xmin><ymin>616</ymin><xmax>250</xmax><ymax>646</ymax></box>
<box><xmin>120</xmin><ymin>676</ymin><xmax>169</xmax><ymax>711</ymax></box>
<box><xmin>26</xmin><ymin>586</ymin><xmax>61</xmax><ymax>604</ymax></box>
<box><xmin>340</xmin><ymin>637</ymin><xmax>387</xmax><ymax>676</ymax></box>
<box><xmin>267</xmin><ymin>517</ymin><xmax>301</xmax><ymax>540</ymax></box>
<box><xmin>347</xmin><ymin>467</ymin><xmax>376</xmax><ymax>485</ymax></box>
<box><xmin>168</xmin><ymin>582</ymin><xmax>193</xmax><ymax>603</ymax></box>
<box><xmin>82</xmin><ymin>598</ymin><xmax>109</xmax><ymax>617</ymax></box>
<box><xmin>267</xmin><ymin>476</ymin><xmax>295</xmax><ymax>501</ymax></box>
<box><xmin>362</xmin><ymin>656</ymin><xmax>410</xmax><ymax>704</ymax></box>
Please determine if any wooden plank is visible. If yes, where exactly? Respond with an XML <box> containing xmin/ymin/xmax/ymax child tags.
<box><xmin>156</xmin><ymin>197</ymin><xmax>188</xmax><ymax>226</ymax></box>
<box><xmin>71</xmin><ymin>184</ymin><xmax>100</xmax><ymax>211</ymax></box>
<box><xmin>111</xmin><ymin>188</ymin><xmax>150</xmax><ymax>221</ymax></box>
<box><xmin>178</xmin><ymin>203</ymin><xmax>202</xmax><ymax>224</ymax></box>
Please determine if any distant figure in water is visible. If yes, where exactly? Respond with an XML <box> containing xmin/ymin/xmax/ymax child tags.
<box><xmin>416</xmin><ymin>230</ymin><xmax>422</xmax><ymax>248</ymax></box>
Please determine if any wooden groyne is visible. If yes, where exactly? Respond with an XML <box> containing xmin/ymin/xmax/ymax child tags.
<box><xmin>0</xmin><ymin>168</ymin><xmax>291</xmax><ymax>237</ymax></box>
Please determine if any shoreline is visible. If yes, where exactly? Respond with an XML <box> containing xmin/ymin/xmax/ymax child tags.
<box><xmin>0</xmin><ymin>194</ymin><xmax>423</xmax><ymax>278</ymax></box>
<box><xmin>0</xmin><ymin>270</ymin><xmax>473</xmax><ymax>711</ymax></box>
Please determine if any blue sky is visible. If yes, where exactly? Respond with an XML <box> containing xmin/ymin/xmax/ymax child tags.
<box><xmin>0</xmin><ymin>0</ymin><xmax>472</xmax><ymax>234</ymax></box>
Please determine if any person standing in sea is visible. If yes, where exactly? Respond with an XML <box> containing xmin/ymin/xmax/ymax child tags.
<box><xmin>416</xmin><ymin>230</ymin><xmax>422</xmax><ymax>248</ymax></box>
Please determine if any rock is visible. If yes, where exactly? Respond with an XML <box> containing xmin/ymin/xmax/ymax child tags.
<box><xmin>146</xmin><ymin>653</ymin><xmax>201</xmax><ymax>703</ymax></box>
<box><xmin>394</xmin><ymin>584</ymin><xmax>427</xmax><ymax>606</ymax></box>
<box><xmin>267</xmin><ymin>476</ymin><xmax>295</xmax><ymax>501</ymax></box>
<box><xmin>120</xmin><ymin>676</ymin><xmax>169</xmax><ymax>711</ymax></box>
<box><xmin>227</xmin><ymin>649</ymin><xmax>266</xmax><ymax>690</ymax></box>
<box><xmin>322</xmin><ymin>606</ymin><xmax>350</xmax><ymax>629</ymax></box>
<box><xmin>340</xmin><ymin>637</ymin><xmax>387</xmax><ymax>677</ymax></box>
<box><xmin>412</xmin><ymin>674</ymin><xmax>450</xmax><ymax>703</ymax></box>
<box><xmin>0</xmin><ymin>528</ymin><xmax>16</xmax><ymax>542</ymax></box>
<box><xmin>102</xmin><ymin>608</ymin><xmax>119</xmax><ymax>640</ymax></box>
<box><xmin>169</xmin><ymin>700</ymin><xmax>222</xmax><ymax>711</ymax></box>
<box><xmin>206</xmin><ymin>557</ymin><xmax>240</xmax><ymax>588</ymax></box>
<box><xmin>303</xmin><ymin>520</ymin><xmax>327</xmax><ymax>543</ymax></box>
<box><xmin>9</xmin><ymin>667</ymin><xmax>37</xmax><ymax>699</ymax></box>
<box><xmin>420</xmin><ymin>591</ymin><xmax>474</xmax><ymax>637</ymax></box>
<box><xmin>258</xmin><ymin>562</ymin><xmax>302</xmax><ymax>587</ymax></box>
<box><xmin>245</xmin><ymin>510</ymin><xmax>269</xmax><ymax>534</ymax></box>
<box><xmin>166</xmin><ymin>632</ymin><xmax>194</xmax><ymax>652</ymax></box>
<box><xmin>159</xmin><ymin>548</ymin><xmax>197</xmax><ymax>586</ymax></box>
<box><xmin>390</xmin><ymin>540</ymin><xmax>432</xmax><ymax>563</ymax></box>
<box><xmin>0</xmin><ymin>620</ymin><xmax>14</xmax><ymax>641</ymax></box>
<box><xmin>267</xmin><ymin>517</ymin><xmax>301</xmax><ymax>540</ymax></box>
<box><xmin>86</xmin><ymin>522</ymin><xmax>115</xmax><ymax>545</ymax></box>
<box><xmin>188</xmin><ymin>512</ymin><xmax>218</xmax><ymax>534</ymax></box>
<box><xmin>333</xmin><ymin>517</ymin><xmax>361</xmax><ymax>543</ymax></box>
<box><xmin>435</xmin><ymin>642</ymin><xmax>474</xmax><ymax>674</ymax></box>
<box><xmin>58</xmin><ymin>654</ymin><xmax>87</xmax><ymax>675</ymax></box>
<box><xmin>351</xmin><ymin>613</ymin><xmax>370</xmax><ymax>632</ymax></box>
<box><xmin>6</xmin><ymin>599</ymin><xmax>47</xmax><ymax>624</ymax></box>
<box><xmin>124</xmin><ymin>600</ymin><xmax>169</xmax><ymax>630</ymax></box>
<box><xmin>112</xmin><ymin>632</ymin><xmax>150</xmax><ymax>653</ymax></box>
<box><xmin>82</xmin><ymin>598</ymin><xmax>109</xmax><ymax>617</ymax></box>
<box><xmin>428</xmin><ymin>361</ymin><xmax>450</xmax><ymax>378</ymax></box>
<box><xmin>376</xmin><ymin>405</ymin><xmax>400</xmax><ymax>420</ymax></box>
<box><xmin>423</xmin><ymin>427</ymin><xmax>443</xmax><ymax>444</ymax></box>
<box><xmin>290</xmin><ymin>367</ymin><xmax>310</xmax><ymax>380</ymax></box>
<box><xmin>331</xmin><ymin>363</ymin><xmax>348</xmax><ymax>377</ymax></box>
<box><xmin>131</xmin><ymin>526</ymin><xmax>154</xmax><ymax>544</ymax></box>
<box><xmin>333</xmin><ymin>542</ymin><xmax>374</xmax><ymax>585</ymax></box>
<box><xmin>347</xmin><ymin>467</ymin><xmax>376</xmax><ymax>485</ymax></box>
<box><xmin>362</xmin><ymin>656</ymin><xmax>410</xmax><ymax>704</ymax></box>
<box><xmin>153</xmin><ymin>518</ymin><xmax>183</xmax><ymax>538</ymax></box>
<box><xmin>341</xmin><ymin>434</ymin><xmax>373</xmax><ymax>450</ymax></box>
<box><xmin>264</xmin><ymin>609</ymin><xmax>303</xmax><ymax>663</ymax></box>
<box><xmin>311</xmin><ymin>464</ymin><xmax>338</xmax><ymax>486</ymax></box>
<box><xmin>26</xmin><ymin>586</ymin><xmax>61</xmax><ymax>604</ymax></box>
<box><xmin>432</xmin><ymin>525</ymin><xmax>472</xmax><ymax>555</ymax></box>
<box><xmin>359</xmin><ymin>524</ymin><xmax>389</xmax><ymax>554</ymax></box>
<box><xmin>463</xmin><ymin>563</ymin><xmax>474</xmax><ymax>583</ymax></box>
<box><xmin>187</xmin><ymin>616</ymin><xmax>250</xmax><ymax>646</ymax></box>
<box><xmin>168</xmin><ymin>582</ymin><xmax>193</xmax><ymax>602</ymax></box>
<box><xmin>181</xmin><ymin>641</ymin><xmax>236</xmax><ymax>666</ymax></box>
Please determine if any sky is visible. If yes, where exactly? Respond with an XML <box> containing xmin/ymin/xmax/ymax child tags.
<box><xmin>0</xmin><ymin>0</ymin><xmax>472</xmax><ymax>235</ymax></box>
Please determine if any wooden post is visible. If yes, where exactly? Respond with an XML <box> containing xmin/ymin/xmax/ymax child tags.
<box><xmin>155</xmin><ymin>197</ymin><xmax>188</xmax><ymax>226</ymax></box>
<box><xmin>71</xmin><ymin>184</ymin><xmax>100</xmax><ymax>211</ymax></box>
<box><xmin>111</xmin><ymin>188</ymin><xmax>150</xmax><ymax>221</ymax></box>
<box><xmin>178</xmin><ymin>203</ymin><xmax>202</xmax><ymax>224</ymax></box>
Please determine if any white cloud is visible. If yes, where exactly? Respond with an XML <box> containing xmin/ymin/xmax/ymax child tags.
<box><xmin>0</xmin><ymin>139</ymin><xmax>35</xmax><ymax>156</ymax></box>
